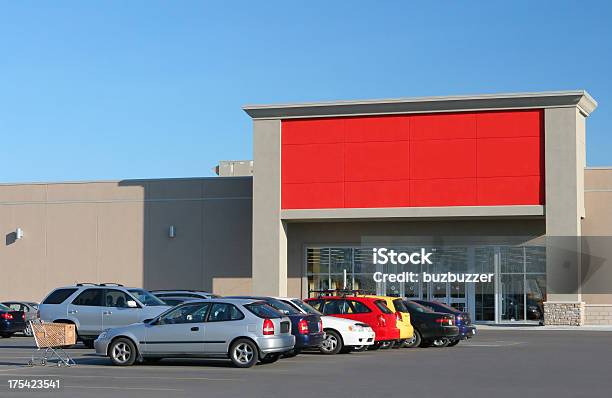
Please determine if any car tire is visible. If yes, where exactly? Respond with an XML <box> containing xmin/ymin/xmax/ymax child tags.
<box><xmin>447</xmin><ymin>339</ymin><xmax>460</xmax><ymax>347</ymax></box>
<box><xmin>259</xmin><ymin>353</ymin><xmax>281</xmax><ymax>364</ymax></box>
<box><xmin>282</xmin><ymin>348</ymin><xmax>301</xmax><ymax>358</ymax></box>
<box><xmin>229</xmin><ymin>339</ymin><xmax>259</xmax><ymax>368</ymax></box>
<box><xmin>392</xmin><ymin>339</ymin><xmax>405</xmax><ymax>349</ymax></box>
<box><xmin>23</xmin><ymin>325</ymin><xmax>33</xmax><ymax>337</ymax></box>
<box><xmin>0</xmin><ymin>332</ymin><xmax>13</xmax><ymax>338</ymax></box>
<box><xmin>320</xmin><ymin>330</ymin><xmax>343</xmax><ymax>355</ymax></box>
<box><xmin>403</xmin><ymin>330</ymin><xmax>422</xmax><ymax>348</ymax></box>
<box><xmin>109</xmin><ymin>338</ymin><xmax>138</xmax><ymax>366</ymax></box>
<box><xmin>431</xmin><ymin>338</ymin><xmax>450</xmax><ymax>348</ymax></box>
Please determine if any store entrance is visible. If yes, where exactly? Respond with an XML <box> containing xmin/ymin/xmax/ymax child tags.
<box><xmin>306</xmin><ymin>245</ymin><xmax>546</xmax><ymax>324</ymax></box>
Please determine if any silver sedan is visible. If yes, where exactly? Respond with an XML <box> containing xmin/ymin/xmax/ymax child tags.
<box><xmin>94</xmin><ymin>298</ymin><xmax>295</xmax><ymax>368</ymax></box>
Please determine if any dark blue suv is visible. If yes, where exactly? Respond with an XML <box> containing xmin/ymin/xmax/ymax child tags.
<box><xmin>413</xmin><ymin>300</ymin><xmax>476</xmax><ymax>346</ymax></box>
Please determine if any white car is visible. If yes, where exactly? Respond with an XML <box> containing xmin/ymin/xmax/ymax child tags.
<box><xmin>274</xmin><ymin>297</ymin><xmax>375</xmax><ymax>355</ymax></box>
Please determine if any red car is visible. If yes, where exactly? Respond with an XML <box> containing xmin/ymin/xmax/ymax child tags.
<box><xmin>305</xmin><ymin>296</ymin><xmax>399</xmax><ymax>349</ymax></box>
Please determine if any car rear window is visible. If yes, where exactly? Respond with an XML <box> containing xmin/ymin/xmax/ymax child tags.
<box><xmin>265</xmin><ymin>299</ymin><xmax>300</xmax><ymax>315</ymax></box>
<box><xmin>43</xmin><ymin>288</ymin><xmax>78</xmax><ymax>305</ymax></box>
<box><xmin>374</xmin><ymin>300</ymin><xmax>393</xmax><ymax>314</ymax></box>
<box><xmin>405</xmin><ymin>300</ymin><xmax>433</xmax><ymax>313</ymax></box>
<box><xmin>393</xmin><ymin>299</ymin><xmax>409</xmax><ymax>313</ymax></box>
<box><xmin>244</xmin><ymin>302</ymin><xmax>283</xmax><ymax>319</ymax></box>
<box><xmin>0</xmin><ymin>303</ymin><xmax>10</xmax><ymax>311</ymax></box>
<box><xmin>289</xmin><ymin>299</ymin><xmax>322</xmax><ymax>315</ymax></box>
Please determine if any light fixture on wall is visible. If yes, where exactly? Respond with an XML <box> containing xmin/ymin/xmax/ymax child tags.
<box><xmin>168</xmin><ymin>225</ymin><xmax>176</xmax><ymax>239</ymax></box>
<box><xmin>16</xmin><ymin>228</ymin><xmax>24</xmax><ymax>240</ymax></box>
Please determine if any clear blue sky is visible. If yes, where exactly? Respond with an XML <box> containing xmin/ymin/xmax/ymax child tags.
<box><xmin>1</xmin><ymin>1</ymin><xmax>611</xmax><ymax>183</ymax></box>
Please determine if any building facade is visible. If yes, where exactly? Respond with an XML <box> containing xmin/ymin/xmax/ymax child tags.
<box><xmin>2</xmin><ymin>91</ymin><xmax>612</xmax><ymax>325</ymax></box>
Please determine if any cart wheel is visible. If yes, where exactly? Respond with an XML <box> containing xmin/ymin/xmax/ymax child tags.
<box><xmin>57</xmin><ymin>362</ymin><xmax>62</xmax><ymax>367</ymax></box>
<box><xmin>41</xmin><ymin>359</ymin><xmax>46</xmax><ymax>366</ymax></box>
<box><xmin>27</xmin><ymin>360</ymin><xmax>34</xmax><ymax>367</ymax></box>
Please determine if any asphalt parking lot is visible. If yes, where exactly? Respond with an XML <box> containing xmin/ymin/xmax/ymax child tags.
<box><xmin>0</xmin><ymin>330</ymin><xmax>611</xmax><ymax>398</ymax></box>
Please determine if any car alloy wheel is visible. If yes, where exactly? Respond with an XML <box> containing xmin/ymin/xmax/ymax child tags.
<box><xmin>110</xmin><ymin>338</ymin><xmax>137</xmax><ymax>366</ymax></box>
<box><xmin>230</xmin><ymin>339</ymin><xmax>258</xmax><ymax>368</ymax></box>
<box><xmin>404</xmin><ymin>330</ymin><xmax>422</xmax><ymax>348</ymax></box>
<box><xmin>23</xmin><ymin>325</ymin><xmax>33</xmax><ymax>337</ymax></box>
<box><xmin>320</xmin><ymin>330</ymin><xmax>342</xmax><ymax>355</ymax></box>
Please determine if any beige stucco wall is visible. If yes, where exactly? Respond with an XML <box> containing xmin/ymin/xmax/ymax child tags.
<box><xmin>582</xmin><ymin>168</ymin><xmax>612</xmax><ymax>309</ymax></box>
<box><xmin>0</xmin><ymin>177</ymin><xmax>253</xmax><ymax>302</ymax></box>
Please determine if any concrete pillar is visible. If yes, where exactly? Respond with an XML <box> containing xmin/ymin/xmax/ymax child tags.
<box><xmin>252</xmin><ymin>119</ymin><xmax>287</xmax><ymax>296</ymax></box>
<box><xmin>544</xmin><ymin>107</ymin><xmax>587</xmax><ymax>325</ymax></box>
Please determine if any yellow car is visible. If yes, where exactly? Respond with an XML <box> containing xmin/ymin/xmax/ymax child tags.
<box><xmin>359</xmin><ymin>295</ymin><xmax>414</xmax><ymax>346</ymax></box>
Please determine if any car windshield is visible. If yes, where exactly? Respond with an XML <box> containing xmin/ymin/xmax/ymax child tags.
<box><xmin>265</xmin><ymin>298</ymin><xmax>300</xmax><ymax>315</ymax></box>
<box><xmin>128</xmin><ymin>289</ymin><xmax>167</xmax><ymax>306</ymax></box>
<box><xmin>0</xmin><ymin>304</ymin><xmax>10</xmax><ymax>311</ymax></box>
<box><xmin>289</xmin><ymin>299</ymin><xmax>322</xmax><ymax>315</ymax></box>
<box><xmin>404</xmin><ymin>300</ymin><xmax>433</xmax><ymax>313</ymax></box>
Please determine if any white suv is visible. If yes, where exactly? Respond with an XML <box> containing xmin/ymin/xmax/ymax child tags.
<box><xmin>274</xmin><ymin>297</ymin><xmax>375</xmax><ymax>354</ymax></box>
<box><xmin>39</xmin><ymin>284</ymin><xmax>171</xmax><ymax>348</ymax></box>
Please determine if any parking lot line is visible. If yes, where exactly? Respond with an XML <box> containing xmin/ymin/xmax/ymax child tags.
<box><xmin>63</xmin><ymin>385</ymin><xmax>184</xmax><ymax>392</ymax></box>
<box><xmin>0</xmin><ymin>373</ymin><xmax>241</xmax><ymax>381</ymax></box>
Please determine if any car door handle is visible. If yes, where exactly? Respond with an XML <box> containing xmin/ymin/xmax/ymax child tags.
<box><xmin>191</xmin><ymin>327</ymin><xmax>199</xmax><ymax>332</ymax></box>
<box><xmin>68</xmin><ymin>310</ymin><xmax>78</xmax><ymax>314</ymax></box>
<box><xmin>103</xmin><ymin>311</ymin><xmax>112</xmax><ymax>315</ymax></box>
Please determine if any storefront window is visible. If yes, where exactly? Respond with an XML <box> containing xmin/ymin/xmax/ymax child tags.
<box><xmin>306</xmin><ymin>244</ymin><xmax>546</xmax><ymax>324</ymax></box>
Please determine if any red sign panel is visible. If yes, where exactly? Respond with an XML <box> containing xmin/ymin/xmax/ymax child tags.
<box><xmin>281</xmin><ymin>110</ymin><xmax>544</xmax><ymax>209</ymax></box>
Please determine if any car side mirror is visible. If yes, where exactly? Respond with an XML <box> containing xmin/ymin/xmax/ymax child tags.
<box><xmin>144</xmin><ymin>318</ymin><xmax>154</xmax><ymax>324</ymax></box>
<box><xmin>127</xmin><ymin>300</ymin><xmax>138</xmax><ymax>308</ymax></box>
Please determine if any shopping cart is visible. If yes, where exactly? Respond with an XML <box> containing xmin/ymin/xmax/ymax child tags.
<box><xmin>28</xmin><ymin>320</ymin><xmax>77</xmax><ymax>367</ymax></box>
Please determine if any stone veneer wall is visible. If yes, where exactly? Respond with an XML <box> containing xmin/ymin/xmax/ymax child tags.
<box><xmin>544</xmin><ymin>302</ymin><xmax>585</xmax><ymax>326</ymax></box>
<box><xmin>585</xmin><ymin>305</ymin><xmax>612</xmax><ymax>325</ymax></box>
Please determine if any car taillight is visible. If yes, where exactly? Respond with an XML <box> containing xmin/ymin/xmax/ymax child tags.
<box><xmin>1</xmin><ymin>313</ymin><xmax>13</xmax><ymax>320</ymax></box>
<box><xmin>298</xmin><ymin>319</ymin><xmax>309</xmax><ymax>335</ymax></box>
<box><xmin>22</xmin><ymin>314</ymin><xmax>25</xmax><ymax>320</ymax></box>
<box><xmin>377</xmin><ymin>314</ymin><xmax>386</xmax><ymax>327</ymax></box>
<box><xmin>396</xmin><ymin>312</ymin><xmax>403</xmax><ymax>322</ymax></box>
<box><xmin>318</xmin><ymin>319</ymin><xmax>323</xmax><ymax>332</ymax></box>
<box><xmin>263</xmin><ymin>319</ymin><xmax>274</xmax><ymax>335</ymax></box>
<box><xmin>435</xmin><ymin>317</ymin><xmax>453</xmax><ymax>326</ymax></box>
<box><xmin>456</xmin><ymin>315</ymin><xmax>463</xmax><ymax>324</ymax></box>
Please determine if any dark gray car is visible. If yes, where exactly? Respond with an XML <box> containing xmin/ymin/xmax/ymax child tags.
<box><xmin>2</xmin><ymin>302</ymin><xmax>38</xmax><ymax>337</ymax></box>
<box><xmin>94</xmin><ymin>298</ymin><xmax>295</xmax><ymax>368</ymax></box>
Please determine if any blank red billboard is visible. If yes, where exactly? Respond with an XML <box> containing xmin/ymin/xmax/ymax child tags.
<box><xmin>281</xmin><ymin>110</ymin><xmax>544</xmax><ymax>209</ymax></box>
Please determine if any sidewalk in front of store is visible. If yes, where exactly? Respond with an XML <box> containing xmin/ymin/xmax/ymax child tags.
<box><xmin>476</xmin><ymin>324</ymin><xmax>612</xmax><ymax>331</ymax></box>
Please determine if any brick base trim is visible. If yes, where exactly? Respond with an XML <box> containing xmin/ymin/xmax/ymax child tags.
<box><xmin>544</xmin><ymin>302</ymin><xmax>585</xmax><ymax>326</ymax></box>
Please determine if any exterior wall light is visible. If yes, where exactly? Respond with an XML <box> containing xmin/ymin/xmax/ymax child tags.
<box><xmin>16</xmin><ymin>228</ymin><xmax>24</xmax><ymax>240</ymax></box>
<box><xmin>168</xmin><ymin>225</ymin><xmax>176</xmax><ymax>239</ymax></box>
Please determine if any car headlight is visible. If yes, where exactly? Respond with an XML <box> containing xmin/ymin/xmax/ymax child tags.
<box><xmin>348</xmin><ymin>324</ymin><xmax>364</xmax><ymax>332</ymax></box>
<box><xmin>97</xmin><ymin>329</ymin><xmax>110</xmax><ymax>340</ymax></box>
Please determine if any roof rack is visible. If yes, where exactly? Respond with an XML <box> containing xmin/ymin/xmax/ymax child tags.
<box><xmin>312</xmin><ymin>289</ymin><xmax>365</xmax><ymax>298</ymax></box>
<box><xmin>75</xmin><ymin>283</ymin><xmax>97</xmax><ymax>287</ymax></box>
<box><xmin>98</xmin><ymin>283</ymin><xmax>124</xmax><ymax>287</ymax></box>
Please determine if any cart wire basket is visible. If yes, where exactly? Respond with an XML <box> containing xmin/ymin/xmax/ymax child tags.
<box><xmin>28</xmin><ymin>320</ymin><xmax>77</xmax><ymax>367</ymax></box>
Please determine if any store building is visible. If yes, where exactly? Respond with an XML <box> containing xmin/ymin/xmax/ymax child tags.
<box><xmin>1</xmin><ymin>91</ymin><xmax>612</xmax><ymax>325</ymax></box>
<box><xmin>244</xmin><ymin>90</ymin><xmax>612</xmax><ymax>326</ymax></box>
